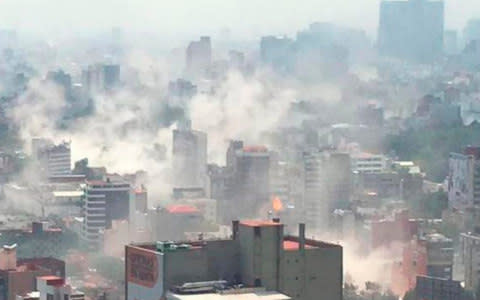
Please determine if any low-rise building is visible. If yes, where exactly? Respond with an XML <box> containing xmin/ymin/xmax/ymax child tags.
<box><xmin>166</xmin><ymin>287</ymin><xmax>290</xmax><ymax>300</ymax></box>
<box><xmin>36</xmin><ymin>276</ymin><xmax>84</xmax><ymax>300</ymax></box>
<box><xmin>0</xmin><ymin>245</ymin><xmax>65</xmax><ymax>300</ymax></box>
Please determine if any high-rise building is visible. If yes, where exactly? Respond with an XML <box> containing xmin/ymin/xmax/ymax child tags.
<box><xmin>46</xmin><ymin>70</ymin><xmax>72</xmax><ymax>100</ymax></box>
<box><xmin>260</xmin><ymin>36</ymin><xmax>293</xmax><ymax>71</ymax></box>
<box><xmin>378</xmin><ymin>0</ymin><xmax>444</xmax><ymax>63</ymax></box>
<box><xmin>32</xmin><ymin>139</ymin><xmax>71</xmax><ymax>177</ymax></box>
<box><xmin>448</xmin><ymin>146</ymin><xmax>480</xmax><ymax>211</ymax></box>
<box><xmin>226</xmin><ymin>144</ymin><xmax>270</xmax><ymax>220</ymax></box>
<box><xmin>464</xmin><ymin>19</ymin><xmax>480</xmax><ymax>46</ymax></box>
<box><xmin>185</xmin><ymin>36</ymin><xmax>211</xmax><ymax>78</ymax></box>
<box><xmin>82</xmin><ymin>178</ymin><xmax>132</xmax><ymax>250</ymax></box>
<box><xmin>302</xmin><ymin>150</ymin><xmax>352</xmax><ymax>233</ymax></box>
<box><xmin>172</xmin><ymin>122</ymin><xmax>207</xmax><ymax>189</ymax></box>
<box><xmin>81</xmin><ymin>64</ymin><xmax>120</xmax><ymax>94</ymax></box>
<box><xmin>125</xmin><ymin>221</ymin><xmax>342</xmax><ymax>300</ymax></box>
<box><xmin>103</xmin><ymin>64</ymin><xmax>120</xmax><ymax>91</ymax></box>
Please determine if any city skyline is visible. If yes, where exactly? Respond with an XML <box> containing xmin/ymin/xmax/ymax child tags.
<box><xmin>0</xmin><ymin>0</ymin><xmax>478</xmax><ymax>39</ymax></box>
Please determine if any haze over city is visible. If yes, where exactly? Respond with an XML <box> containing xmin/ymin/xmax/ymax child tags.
<box><xmin>0</xmin><ymin>0</ymin><xmax>479</xmax><ymax>38</ymax></box>
<box><xmin>1</xmin><ymin>1</ymin><xmax>480</xmax><ymax>300</ymax></box>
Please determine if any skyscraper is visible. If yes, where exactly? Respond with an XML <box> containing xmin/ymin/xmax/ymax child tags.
<box><xmin>378</xmin><ymin>0</ymin><xmax>444</xmax><ymax>63</ymax></box>
<box><xmin>185</xmin><ymin>36</ymin><xmax>211</xmax><ymax>78</ymax></box>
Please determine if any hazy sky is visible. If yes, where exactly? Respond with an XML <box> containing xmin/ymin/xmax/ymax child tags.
<box><xmin>0</xmin><ymin>0</ymin><xmax>479</xmax><ymax>39</ymax></box>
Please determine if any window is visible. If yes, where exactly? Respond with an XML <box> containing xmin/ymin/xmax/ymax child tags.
<box><xmin>47</xmin><ymin>294</ymin><xmax>54</xmax><ymax>300</ymax></box>
<box><xmin>254</xmin><ymin>278</ymin><xmax>262</xmax><ymax>287</ymax></box>
<box><xmin>64</xmin><ymin>295</ymin><xmax>69</xmax><ymax>300</ymax></box>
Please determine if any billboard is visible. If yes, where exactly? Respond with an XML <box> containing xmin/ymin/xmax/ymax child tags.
<box><xmin>127</xmin><ymin>246</ymin><xmax>164</xmax><ymax>300</ymax></box>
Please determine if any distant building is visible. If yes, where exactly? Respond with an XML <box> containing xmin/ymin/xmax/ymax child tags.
<box><xmin>228</xmin><ymin>50</ymin><xmax>245</xmax><ymax>70</ymax></box>
<box><xmin>32</xmin><ymin>139</ymin><xmax>71</xmax><ymax>177</ymax></box>
<box><xmin>103</xmin><ymin>64</ymin><xmax>120</xmax><ymax>91</ymax></box>
<box><xmin>354</xmin><ymin>172</ymin><xmax>401</xmax><ymax>200</ymax></box>
<box><xmin>464</xmin><ymin>19</ymin><xmax>480</xmax><ymax>46</ymax></box>
<box><xmin>206</xmin><ymin>164</ymin><xmax>228</xmax><ymax>203</ymax></box>
<box><xmin>357</xmin><ymin>104</ymin><xmax>384</xmax><ymax>127</ymax></box>
<box><xmin>444</xmin><ymin>30</ymin><xmax>458</xmax><ymax>55</ymax></box>
<box><xmin>0</xmin><ymin>245</ymin><xmax>65</xmax><ymax>300</ymax></box>
<box><xmin>179</xmin><ymin>198</ymin><xmax>217</xmax><ymax>224</ymax></box>
<box><xmin>378</xmin><ymin>0</ymin><xmax>444</xmax><ymax>63</ymax></box>
<box><xmin>302</xmin><ymin>150</ymin><xmax>351</xmax><ymax>232</ymax></box>
<box><xmin>260</xmin><ymin>36</ymin><xmax>293</xmax><ymax>71</ymax></box>
<box><xmin>448</xmin><ymin>146</ymin><xmax>480</xmax><ymax>211</ymax></box>
<box><xmin>371</xmin><ymin>209</ymin><xmax>418</xmax><ymax>249</ymax></box>
<box><xmin>415</xmin><ymin>276</ymin><xmax>463</xmax><ymax>300</ymax></box>
<box><xmin>81</xmin><ymin>64</ymin><xmax>120</xmax><ymax>94</ymax></box>
<box><xmin>168</xmin><ymin>79</ymin><xmax>197</xmax><ymax>99</ymax></box>
<box><xmin>226</xmin><ymin>144</ymin><xmax>270</xmax><ymax>220</ymax></box>
<box><xmin>391</xmin><ymin>233</ymin><xmax>453</xmax><ymax>296</ymax></box>
<box><xmin>81</xmin><ymin>178</ymin><xmax>132</xmax><ymax>250</ymax></box>
<box><xmin>134</xmin><ymin>186</ymin><xmax>148</xmax><ymax>213</ymax></box>
<box><xmin>48</xmin><ymin>190</ymin><xmax>84</xmax><ymax>217</ymax></box>
<box><xmin>172</xmin><ymin>123</ymin><xmax>207</xmax><ymax>189</ymax></box>
<box><xmin>125</xmin><ymin>221</ymin><xmax>342</xmax><ymax>300</ymax></box>
<box><xmin>186</xmin><ymin>37</ymin><xmax>211</xmax><ymax>78</ymax></box>
<box><xmin>145</xmin><ymin>205</ymin><xmax>207</xmax><ymax>241</ymax></box>
<box><xmin>460</xmin><ymin>230</ymin><xmax>480</xmax><ymax>291</ymax></box>
<box><xmin>46</xmin><ymin>70</ymin><xmax>72</xmax><ymax>99</ymax></box>
<box><xmin>351</xmin><ymin>152</ymin><xmax>389</xmax><ymax>174</ymax></box>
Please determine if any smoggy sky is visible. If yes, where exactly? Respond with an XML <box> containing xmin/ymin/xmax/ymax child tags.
<box><xmin>0</xmin><ymin>0</ymin><xmax>478</xmax><ymax>39</ymax></box>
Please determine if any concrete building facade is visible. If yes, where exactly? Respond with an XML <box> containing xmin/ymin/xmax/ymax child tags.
<box><xmin>33</xmin><ymin>140</ymin><xmax>71</xmax><ymax>177</ymax></box>
<box><xmin>302</xmin><ymin>150</ymin><xmax>351</xmax><ymax>233</ymax></box>
<box><xmin>448</xmin><ymin>147</ymin><xmax>480</xmax><ymax>211</ymax></box>
<box><xmin>82</xmin><ymin>179</ymin><xmax>132</xmax><ymax>250</ymax></box>
<box><xmin>172</xmin><ymin>125</ymin><xmax>207</xmax><ymax>189</ymax></box>
<box><xmin>125</xmin><ymin>221</ymin><xmax>342</xmax><ymax>300</ymax></box>
<box><xmin>225</xmin><ymin>145</ymin><xmax>271</xmax><ymax>220</ymax></box>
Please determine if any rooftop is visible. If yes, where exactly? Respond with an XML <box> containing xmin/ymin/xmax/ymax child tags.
<box><xmin>166</xmin><ymin>204</ymin><xmax>200</xmax><ymax>215</ymax></box>
<box><xmin>283</xmin><ymin>240</ymin><xmax>316</xmax><ymax>251</ymax></box>
<box><xmin>167</xmin><ymin>288</ymin><xmax>291</xmax><ymax>300</ymax></box>
<box><xmin>239</xmin><ymin>220</ymin><xmax>282</xmax><ymax>227</ymax></box>
<box><xmin>53</xmin><ymin>191</ymin><xmax>84</xmax><ymax>198</ymax></box>
<box><xmin>242</xmin><ymin>146</ymin><xmax>268</xmax><ymax>153</ymax></box>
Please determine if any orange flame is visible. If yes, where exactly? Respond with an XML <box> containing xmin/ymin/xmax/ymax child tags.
<box><xmin>272</xmin><ymin>196</ymin><xmax>283</xmax><ymax>212</ymax></box>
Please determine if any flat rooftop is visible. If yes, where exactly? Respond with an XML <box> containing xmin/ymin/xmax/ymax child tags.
<box><xmin>283</xmin><ymin>240</ymin><xmax>316</xmax><ymax>251</ymax></box>
<box><xmin>240</xmin><ymin>220</ymin><xmax>282</xmax><ymax>227</ymax></box>
<box><xmin>167</xmin><ymin>290</ymin><xmax>291</xmax><ymax>300</ymax></box>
